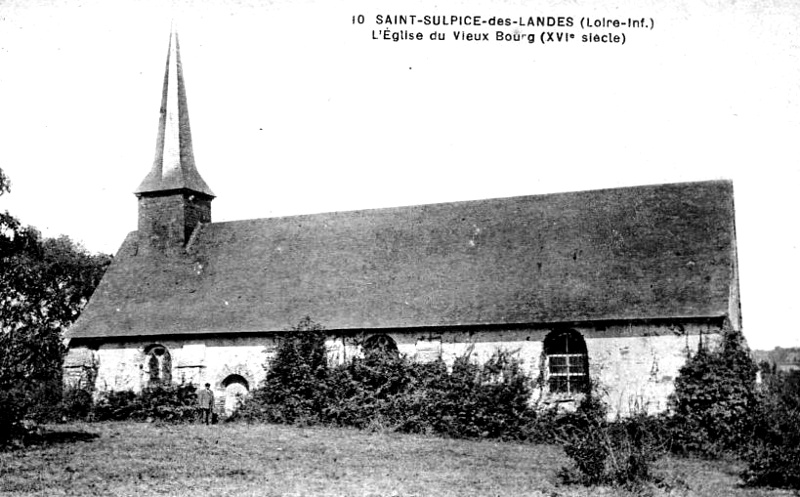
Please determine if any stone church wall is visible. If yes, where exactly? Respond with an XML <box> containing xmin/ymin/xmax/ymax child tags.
<box><xmin>66</xmin><ymin>321</ymin><xmax>722</xmax><ymax>418</ymax></box>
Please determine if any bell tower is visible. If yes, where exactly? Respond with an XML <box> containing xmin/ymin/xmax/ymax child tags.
<box><xmin>135</xmin><ymin>28</ymin><xmax>214</xmax><ymax>255</ymax></box>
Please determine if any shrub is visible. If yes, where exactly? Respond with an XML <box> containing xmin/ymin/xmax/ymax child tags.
<box><xmin>92</xmin><ymin>390</ymin><xmax>139</xmax><ymax>421</ymax></box>
<box><xmin>92</xmin><ymin>383</ymin><xmax>198</xmax><ymax>422</ymax></box>
<box><xmin>667</xmin><ymin>330</ymin><xmax>758</xmax><ymax>457</ymax></box>
<box><xmin>138</xmin><ymin>383</ymin><xmax>199</xmax><ymax>422</ymax></box>
<box><xmin>741</xmin><ymin>370</ymin><xmax>800</xmax><ymax>489</ymax></box>
<box><xmin>323</xmin><ymin>351</ymin><xmax>426</xmax><ymax>430</ymax></box>
<box><xmin>327</xmin><ymin>348</ymin><xmax>536</xmax><ymax>440</ymax></box>
<box><xmin>560</xmin><ymin>392</ymin><xmax>668</xmax><ymax>488</ymax></box>
<box><xmin>0</xmin><ymin>387</ymin><xmax>32</xmax><ymax>448</ymax></box>
<box><xmin>235</xmin><ymin>318</ymin><xmax>537</xmax><ymax>441</ymax></box>
<box><xmin>59</xmin><ymin>385</ymin><xmax>94</xmax><ymax>420</ymax></box>
<box><xmin>418</xmin><ymin>351</ymin><xmax>534</xmax><ymax>440</ymax></box>
<box><xmin>2</xmin><ymin>379</ymin><xmax>95</xmax><ymax>448</ymax></box>
<box><xmin>235</xmin><ymin>317</ymin><xmax>331</xmax><ymax>424</ymax></box>
<box><xmin>11</xmin><ymin>377</ymin><xmax>66</xmax><ymax>424</ymax></box>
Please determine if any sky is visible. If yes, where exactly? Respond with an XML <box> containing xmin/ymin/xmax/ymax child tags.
<box><xmin>0</xmin><ymin>0</ymin><xmax>798</xmax><ymax>350</ymax></box>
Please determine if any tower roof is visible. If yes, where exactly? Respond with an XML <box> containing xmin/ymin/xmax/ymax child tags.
<box><xmin>135</xmin><ymin>29</ymin><xmax>214</xmax><ymax>198</ymax></box>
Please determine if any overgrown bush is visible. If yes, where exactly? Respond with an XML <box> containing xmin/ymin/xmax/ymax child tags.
<box><xmin>0</xmin><ymin>387</ymin><xmax>32</xmax><ymax>447</ymax></box>
<box><xmin>325</xmin><ymin>350</ymin><xmax>535</xmax><ymax>439</ymax></box>
<box><xmin>8</xmin><ymin>377</ymin><xmax>65</xmax><ymax>424</ymax></box>
<box><xmin>58</xmin><ymin>385</ymin><xmax>94</xmax><ymax>421</ymax></box>
<box><xmin>92</xmin><ymin>390</ymin><xmax>138</xmax><ymax>421</ymax></box>
<box><xmin>560</xmin><ymin>393</ymin><xmax>668</xmax><ymax>488</ymax></box>
<box><xmin>235</xmin><ymin>318</ymin><xmax>536</xmax><ymax>440</ymax></box>
<box><xmin>55</xmin><ymin>367</ymin><xmax>98</xmax><ymax>422</ymax></box>
<box><xmin>741</xmin><ymin>370</ymin><xmax>800</xmax><ymax>489</ymax></box>
<box><xmin>667</xmin><ymin>330</ymin><xmax>758</xmax><ymax>457</ymax></box>
<box><xmin>323</xmin><ymin>351</ymin><xmax>427</xmax><ymax>430</ymax></box>
<box><xmin>411</xmin><ymin>351</ymin><xmax>534</xmax><ymax>439</ymax></box>
<box><xmin>93</xmin><ymin>383</ymin><xmax>198</xmax><ymax>422</ymax></box>
<box><xmin>234</xmin><ymin>317</ymin><xmax>331</xmax><ymax>424</ymax></box>
<box><xmin>663</xmin><ymin>329</ymin><xmax>800</xmax><ymax>488</ymax></box>
<box><xmin>20</xmin><ymin>377</ymin><xmax>97</xmax><ymax>423</ymax></box>
<box><xmin>0</xmin><ymin>378</ymin><xmax>93</xmax><ymax>447</ymax></box>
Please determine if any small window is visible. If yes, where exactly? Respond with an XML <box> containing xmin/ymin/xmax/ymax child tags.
<box><xmin>144</xmin><ymin>344</ymin><xmax>172</xmax><ymax>386</ymax></box>
<box><xmin>363</xmin><ymin>334</ymin><xmax>398</xmax><ymax>357</ymax></box>
<box><xmin>544</xmin><ymin>330</ymin><xmax>589</xmax><ymax>394</ymax></box>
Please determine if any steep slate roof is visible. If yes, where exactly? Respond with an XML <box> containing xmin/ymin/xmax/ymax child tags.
<box><xmin>135</xmin><ymin>29</ymin><xmax>214</xmax><ymax>198</ymax></box>
<box><xmin>67</xmin><ymin>180</ymin><xmax>737</xmax><ymax>339</ymax></box>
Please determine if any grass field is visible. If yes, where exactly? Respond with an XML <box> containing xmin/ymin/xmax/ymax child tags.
<box><xmin>0</xmin><ymin>422</ymin><xmax>794</xmax><ymax>497</ymax></box>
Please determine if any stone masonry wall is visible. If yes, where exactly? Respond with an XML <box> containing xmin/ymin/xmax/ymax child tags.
<box><xmin>327</xmin><ymin>323</ymin><xmax>719</xmax><ymax>417</ymax></box>
<box><xmin>66</xmin><ymin>322</ymin><xmax>722</xmax><ymax>418</ymax></box>
<box><xmin>137</xmin><ymin>193</ymin><xmax>211</xmax><ymax>254</ymax></box>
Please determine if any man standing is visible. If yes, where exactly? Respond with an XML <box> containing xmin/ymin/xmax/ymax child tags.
<box><xmin>197</xmin><ymin>383</ymin><xmax>214</xmax><ymax>425</ymax></box>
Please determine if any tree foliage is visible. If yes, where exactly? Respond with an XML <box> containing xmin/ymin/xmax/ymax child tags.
<box><xmin>742</xmin><ymin>370</ymin><xmax>800</xmax><ymax>488</ymax></box>
<box><xmin>0</xmin><ymin>168</ymin><xmax>9</xmax><ymax>197</ymax></box>
<box><xmin>235</xmin><ymin>318</ymin><xmax>535</xmax><ymax>440</ymax></box>
<box><xmin>92</xmin><ymin>384</ymin><xmax>199</xmax><ymax>423</ymax></box>
<box><xmin>237</xmin><ymin>316</ymin><xmax>331</xmax><ymax>424</ymax></box>
<box><xmin>0</xmin><ymin>167</ymin><xmax>111</xmax><ymax>442</ymax></box>
<box><xmin>557</xmin><ymin>388</ymin><xmax>669</xmax><ymax>489</ymax></box>
<box><xmin>667</xmin><ymin>330</ymin><xmax>759</xmax><ymax>456</ymax></box>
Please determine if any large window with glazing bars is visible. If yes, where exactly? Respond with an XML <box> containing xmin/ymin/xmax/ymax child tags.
<box><xmin>544</xmin><ymin>330</ymin><xmax>589</xmax><ymax>394</ymax></box>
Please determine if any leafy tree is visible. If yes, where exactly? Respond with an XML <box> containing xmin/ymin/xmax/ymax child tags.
<box><xmin>0</xmin><ymin>167</ymin><xmax>111</xmax><ymax>442</ymax></box>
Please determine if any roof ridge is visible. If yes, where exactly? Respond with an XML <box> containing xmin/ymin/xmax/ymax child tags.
<box><xmin>199</xmin><ymin>179</ymin><xmax>734</xmax><ymax>228</ymax></box>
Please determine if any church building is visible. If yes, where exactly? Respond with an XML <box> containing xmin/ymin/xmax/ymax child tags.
<box><xmin>64</xmin><ymin>31</ymin><xmax>742</xmax><ymax>417</ymax></box>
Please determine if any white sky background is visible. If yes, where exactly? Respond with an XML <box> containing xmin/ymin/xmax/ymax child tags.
<box><xmin>0</xmin><ymin>0</ymin><xmax>797</xmax><ymax>349</ymax></box>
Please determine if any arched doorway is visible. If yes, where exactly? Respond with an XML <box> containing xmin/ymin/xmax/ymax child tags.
<box><xmin>221</xmin><ymin>374</ymin><xmax>249</xmax><ymax>416</ymax></box>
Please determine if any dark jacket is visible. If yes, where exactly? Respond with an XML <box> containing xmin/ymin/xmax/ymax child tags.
<box><xmin>197</xmin><ymin>388</ymin><xmax>214</xmax><ymax>409</ymax></box>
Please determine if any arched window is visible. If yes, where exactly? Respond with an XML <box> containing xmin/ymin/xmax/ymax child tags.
<box><xmin>543</xmin><ymin>330</ymin><xmax>589</xmax><ymax>394</ymax></box>
<box><xmin>144</xmin><ymin>344</ymin><xmax>172</xmax><ymax>386</ymax></box>
<box><xmin>363</xmin><ymin>334</ymin><xmax>398</xmax><ymax>357</ymax></box>
<box><xmin>221</xmin><ymin>374</ymin><xmax>249</xmax><ymax>416</ymax></box>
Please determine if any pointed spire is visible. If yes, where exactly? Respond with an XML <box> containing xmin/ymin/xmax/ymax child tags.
<box><xmin>135</xmin><ymin>28</ymin><xmax>214</xmax><ymax>198</ymax></box>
